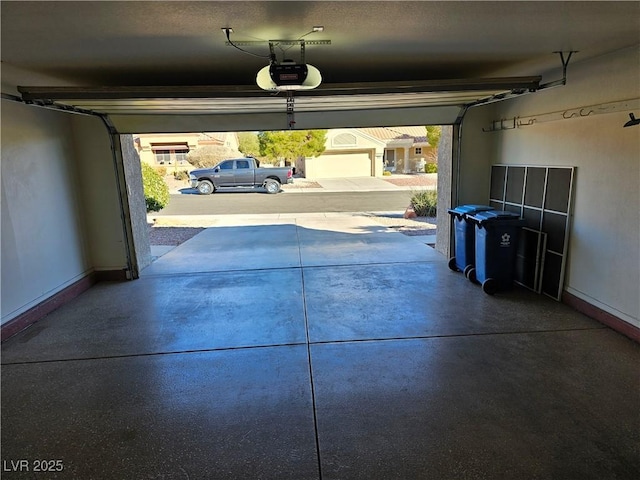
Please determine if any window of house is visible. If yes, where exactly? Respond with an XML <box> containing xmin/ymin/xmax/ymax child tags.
<box><xmin>175</xmin><ymin>149</ymin><xmax>189</xmax><ymax>164</ymax></box>
<box><xmin>332</xmin><ymin>133</ymin><xmax>357</xmax><ymax>147</ymax></box>
<box><xmin>153</xmin><ymin>147</ymin><xmax>189</xmax><ymax>165</ymax></box>
<box><xmin>415</xmin><ymin>147</ymin><xmax>422</xmax><ymax>155</ymax></box>
<box><xmin>154</xmin><ymin>150</ymin><xmax>171</xmax><ymax>164</ymax></box>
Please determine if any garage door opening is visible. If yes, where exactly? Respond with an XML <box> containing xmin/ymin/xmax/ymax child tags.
<box><xmin>122</xmin><ymin>125</ymin><xmax>452</xmax><ymax>272</ymax></box>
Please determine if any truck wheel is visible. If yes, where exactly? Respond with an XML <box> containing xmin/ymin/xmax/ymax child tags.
<box><xmin>264</xmin><ymin>179</ymin><xmax>281</xmax><ymax>194</ymax></box>
<box><xmin>197</xmin><ymin>180</ymin><xmax>215</xmax><ymax>195</ymax></box>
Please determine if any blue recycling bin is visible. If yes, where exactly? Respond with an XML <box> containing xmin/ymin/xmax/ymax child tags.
<box><xmin>447</xmin><ymin>204</ymin><xmax>494</xmax><ymax>276</ymax></box>
<box><xmin>467</xmin><ymin>210</ymin><xmax>525</xmax><ymax>295</ymax></box>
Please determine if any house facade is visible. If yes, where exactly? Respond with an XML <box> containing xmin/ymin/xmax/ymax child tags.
<box><xmin>360</xmin><ymin>126</ymin><xmax>434</xmax><ymax>174</ymax></box>
<box><xmin>133</xmin><ymin>132</ymin><xmax>240</xmax><ymax>170</ymax></box>
<box><xmin>299</xmin><ymin>126</ymin><xmax>434</xmax><ymax>179</ymax></box>
<box><xmin>297</xmin><ymin>129</ymin><xmax>385</xmax><ymax>178</ymax></box>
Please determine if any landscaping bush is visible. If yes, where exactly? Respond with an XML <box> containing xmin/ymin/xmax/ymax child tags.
<box><xmin>410</xmin><ymin>190</ymin><xmax>437</xmax><ymax>217</ymax></box>
<box><xmin>383</xmin><ymin>170</ymin><xmax>392</xmax><ymax>176</ymax></box>
<box><xmin>174</xmin><ymin>170</ymin><xmax>189</xmax><ymax>181</ymax></box>
<box><xmin>141</xmin><ymin>162</ymin><xmax>169</xmax><ymax>212</ymax></box>
<box><xmin>156</xmin><ymin>166</ymin><xmax>167</xmax><ymax>176</ymax></box>
<box><xmin>424</xmin><ymin>162</ymin><xmax>438</xmax><ymax>174</ymax></box>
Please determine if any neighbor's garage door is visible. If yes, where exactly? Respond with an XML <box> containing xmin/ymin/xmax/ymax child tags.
<box><xmin>306</xmin><ymin>152</ymin><xmax>373</xmax><ymax>179</ymax></box>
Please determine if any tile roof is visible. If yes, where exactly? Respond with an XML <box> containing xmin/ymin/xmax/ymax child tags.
<box><xmin>359</xmin><ymin>126</ymin><xmax>428</xmax><ymax>144</ymax></box>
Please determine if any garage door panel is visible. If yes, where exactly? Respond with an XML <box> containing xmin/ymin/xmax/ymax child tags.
<box><xmin>307</xmin><ymin>153</ymin><xmax>372</xmax><ymax>179</ymax></box>
<box><xmin>107</xmin><ymin>105</ymin><xmax>464</xmax><ymax>134</ymax></box>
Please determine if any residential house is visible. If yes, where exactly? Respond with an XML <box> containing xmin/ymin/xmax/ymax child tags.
<box><xmin>298</xmin><ymin>126</ymin><xmax>433</xmax><ymax>179</ymax></box>
<box><xmin>133</xmin><ymin>132</ymin><xmax>240</xmax><ymax>171</ymax></box>
<box><xmin>360</xmin><ymin>126</ymin><xmax>434</xmax><ymax>174</ymax></box>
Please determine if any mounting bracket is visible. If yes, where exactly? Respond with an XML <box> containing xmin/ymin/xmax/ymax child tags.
<box><xmin>540</xmin><ymin>51</ymin><xmax>578</xmax><ymax>89</ymax></box>
<box><xmin>226</xmin><ymin>40</ymin><xmax>331</xmax><ymax>46</ymax></box>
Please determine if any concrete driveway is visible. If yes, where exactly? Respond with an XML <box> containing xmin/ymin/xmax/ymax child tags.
<box><xmin>143</xmin><ymin>214</ymin><xmax>439</xmax><ymax>276</ymax></box>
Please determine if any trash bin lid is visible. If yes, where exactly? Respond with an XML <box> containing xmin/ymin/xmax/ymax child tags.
<box><xmin>469</xmin><ymin>210</ymin><xmax>524</xmax><ymax>225</ymax></box>
<box><xmin>448</xmin><ymin>204</ymin><xmax>494</xmax><ymax>216</ymax></box>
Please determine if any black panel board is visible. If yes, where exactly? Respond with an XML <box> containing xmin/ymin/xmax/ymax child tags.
<box><xmin>489</xmin><ymin>164</ymin><xmax>574</xmax><ymax>301</ymax></box>
<box><xmin>542</xmin><ymin>212</ymin><xmax>567</xmax><ymax>253</ymax></box>
<box><xmin>523</xmin><ymin>207</ymin><xmax>542</xmax><ymax>230</ymax></box>
<box><xmin>524</xmin><ymin>167</ymin><xmax>546</xmax><ymax>208</ymax></box>
<box><xmin>545</xmin><ymin>168</ymin><xmax>572</xmax><ymax>213</ymax></box>
<box><xmin>505</xmin><ymin>167</ymin><xmax>525</xmax><ymax>204</ymax></box>
<box><xmin>542</xmin><ymin>251</ymin><xmax>563</xmax><ymax>298</ymax></box>
<box><xmin>490</xmin><ymin>165</ymin><xmax>506</xmax><ymax>200</ymax></box>
<box><xmin>505</xmin><ymin>203</ymin><xmax>522</xmax><ymax>215</ymax></box>
<box><xmin>490</xmin><ymin>200</ymin><xmax>504</xmax><ymax>211</ymax></box>
<box><xmin>515</xmin><ymin>229</ymin><xmax>542</xmax><ymax>290</ymax></box>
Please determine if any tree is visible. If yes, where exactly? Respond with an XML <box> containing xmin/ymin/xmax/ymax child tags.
<box><xmin>258</xmin><ymin>130</ymin><xmax>327</xmax><ymax>163</ymax></box>
<box><xmin>425</xmin><ymin>126</ymin><xmax>442</xmax><ymax>149</ymax></box>
<box><xmin>237</xmin><ymin>132</ymin><xmax>260</xmax><ymax>158</ymax></box>
<box><xmin>187</xmin><ymin>145</ymin><xmax>240</xmax><ymax>168</ymax></box>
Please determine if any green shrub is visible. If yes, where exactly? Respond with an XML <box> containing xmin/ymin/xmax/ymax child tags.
<box><xmin>410</xmin><ymin>190</ymin><xmax>437</xmax><ymax>217</ymax></box>
<box><xmin>156</xmin><ymin>166</ymin><xmax>167</xmax><ymax>176</ymax></box>
<box><xmin>383</xmin><ymin>170</ymin><xmax>392</xmax><ymax>176</ymax></box>
<box><xmin>141</xmin><ymin>163</ymin><xmax>169</xmax><ymax>212</ymax></box>
<box><xmin>174</xmin><ymin>170</ymin><xmax>189</xmax><ymax>181</ymax></box>
<box><xmin>424</xmin><ymin>162</ymin><xmax>438</xmax><ymax>174</ymax></box>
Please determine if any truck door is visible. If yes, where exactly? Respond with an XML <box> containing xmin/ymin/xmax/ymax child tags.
<box><xmin>233</xmin><ymin>159</ymin><xmax>254</xmax><ymax>186</ymax></box>
<box><xmin>214</xmin><ymin>160</ymin><xmax>235</xmax><ymax>186</ymax></box>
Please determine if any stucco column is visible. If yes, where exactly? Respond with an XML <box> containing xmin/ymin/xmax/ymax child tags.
<box><xmin>374</xmin><ymin>152</ymin><xmax>384</xmax><ymax>176</ymax></box>
<box><xmin>436</xmin><ymin>126</ymin><xmax>453</xmax><ymax>258</ymax></box>
<box><xmin>403</xmin><ymin>148</ymin><xmax>410</xmax><ymax>173</ymax></box>
<box><xmin>121</xmin><ymin>134</ymin><xmax>152</xmax><ymax>272</ymax></box>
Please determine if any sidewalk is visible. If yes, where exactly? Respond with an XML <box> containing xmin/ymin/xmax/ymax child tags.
<box><xmin>167</xmin><ymin>173</ymin><xmax>437</xmax><ymax>194</ymax></box>
<box><xmin>282</xmin><ymin>173</ymin><xmax>437</xmax><ymax>193</ymax></box>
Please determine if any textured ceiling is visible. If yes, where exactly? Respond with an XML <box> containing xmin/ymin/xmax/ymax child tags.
<box><xmin>2</xmin><ymin>1</ymin><xmax>639</xmax><ymax>88</ymax></box>
<box><xmin>2</xmin><ymin>1</ymin><xmax>638</xmax><ymax>132</ymax></box>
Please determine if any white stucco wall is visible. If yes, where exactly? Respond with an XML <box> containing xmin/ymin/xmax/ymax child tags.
<box><xmin>459</xmin><ymin>45</ymin><xmax>640</xmax><ymax>327</ymax></box>
<box><xmin>1</xmin><ymin>100</ymin><xmax>130</xmax><ymax>325</ymax></box>
<box><xmin>1</xmin><ymin>100</ymin><xmax>90</xmax><ymax>323</ymax></box>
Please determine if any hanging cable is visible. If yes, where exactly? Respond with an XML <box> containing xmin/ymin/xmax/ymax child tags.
<box><xmin>222</xmin><ymin>28</ymin><xmax>272</xmax><ymax>59</ymax></box>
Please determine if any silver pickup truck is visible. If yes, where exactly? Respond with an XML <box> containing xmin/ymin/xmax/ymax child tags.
<box><xmin>189</xmin><ymin>157</ymin><xmax>293</xmax><ymax>194</ymax></box>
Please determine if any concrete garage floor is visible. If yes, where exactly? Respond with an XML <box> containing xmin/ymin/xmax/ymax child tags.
<box><xmin>2</xmin><ymin>214</ymin><xmax>639</xmax><ymax>479</ymax></box>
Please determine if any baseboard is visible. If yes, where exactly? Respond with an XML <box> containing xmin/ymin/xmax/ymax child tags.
<box><xmin>1</xmin><ymin>269</ymin><xmax>128</xmax><ymax>342</ymax></box>
<box><xmin>562</xmin><ymin>290</ymin><xmax>640</xmax><ymax>343</ymax></box>
<box><xmin>95</xmin><ymin>269</ymin><xmax>130</xmax><ymax>282</ymax></box>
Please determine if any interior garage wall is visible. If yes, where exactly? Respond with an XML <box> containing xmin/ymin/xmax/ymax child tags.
<box><xmin>1</xmin><ymin>100</ymin><xmax>130</xmax><ymax>326</ymax></box>
<box><xmin>1</xmin><ymin>100</ymin><xmax>90</xmax><ymax>324</ymax></box>
<box><xmin>458</xmin><ymin>45</ymin><xmax>640</xmax><ymax>329</ymax></box>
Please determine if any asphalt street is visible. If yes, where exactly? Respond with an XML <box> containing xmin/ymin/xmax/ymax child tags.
<box><xmin>157</xmin><ymin>191</ymin><xmax>415</xmax><ymax>215</ymax></box>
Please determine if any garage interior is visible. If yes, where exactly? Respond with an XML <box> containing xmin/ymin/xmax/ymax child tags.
<box><xmin>1</xmin><ymin>2</ymin><xmax>639</xmax><ymax>479</ymax></box>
